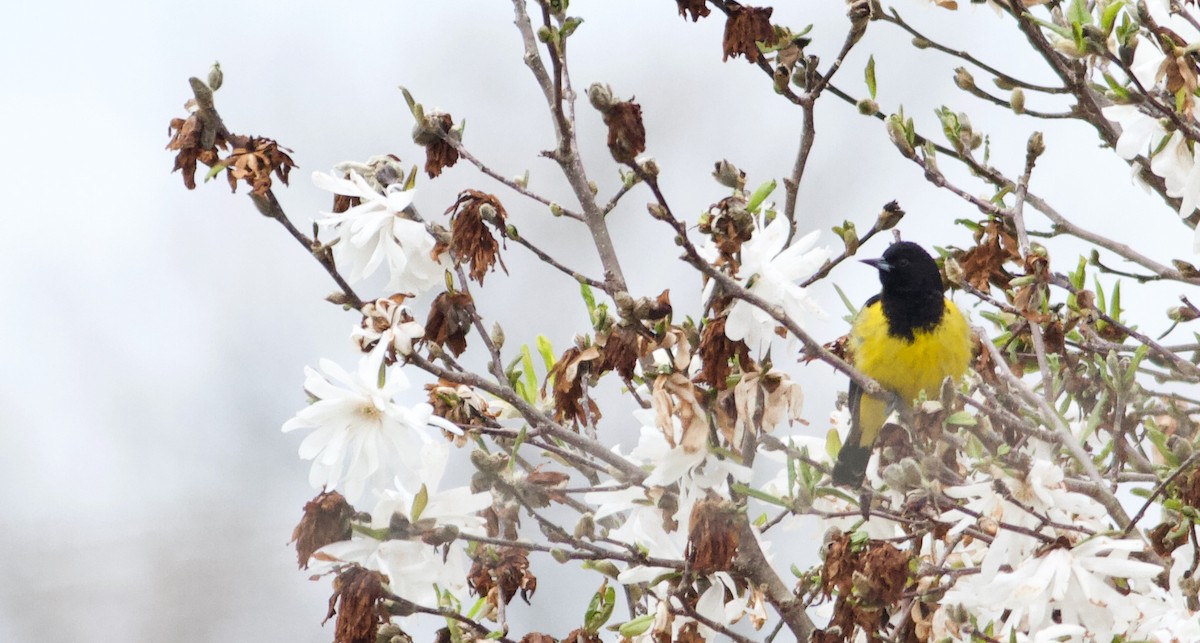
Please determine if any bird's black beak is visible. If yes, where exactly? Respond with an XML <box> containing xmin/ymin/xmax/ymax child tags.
<box><xmin>861</xmin><ymin>258</ymin><xmax>892</xmax><ymax>272</ymax></box>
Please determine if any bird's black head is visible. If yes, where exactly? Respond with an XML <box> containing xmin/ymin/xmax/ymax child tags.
<box><xmin>862</xmin><ymin>241</ymin><xmax>945</xmax><ymax>338</ymax></box>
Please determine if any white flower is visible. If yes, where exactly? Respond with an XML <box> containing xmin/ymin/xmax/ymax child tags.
<box><xmin>313</xmin><ymin>169</ymin><xmax>447</xmax><ymax>294</ymax></box>
<box><xmin>942</xmin><ymin>536</ymin><xmax>1163</xmax><ymax>640</ymax></box>
<box><xmin>282</xmin><ymin>346</ymin><xmax>461</xmax><ymax>501</ymax></box>
<box><xmin>352</xmin><ymin>296</ymin><xmax>425</xmax><ymax>356</ymax></box>
<box><xmin>312</xmin><ymin>442</ymin><xmax>491</xmax><ymax>608</ymax></box>
<box><xmin>722</xmin><ymin>218</ymin><xmax>830</xmax><ymax>351</ymax></box>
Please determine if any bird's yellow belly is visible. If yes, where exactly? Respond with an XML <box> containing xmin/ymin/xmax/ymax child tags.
<box><xmin>850</xmin><ymin>300</ymin><xmax>971</xmax><ymax>438</ymax></box>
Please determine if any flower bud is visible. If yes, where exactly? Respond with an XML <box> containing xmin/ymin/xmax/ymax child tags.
<box><xmin>877</xmin><ymin>200</ymin><xmax>904</xmax><ymax>230</ymax></box>
<box><xmin>207</xmin><ymin>61</ymin><xmax>223</xmax><ymax>91</ymax></box>
<box><xmin>857</xmin><ymin>98</ymin><xmax>879</xmax><ymax>115</ymax></box>
<box><xmin>1010</xmin><ymin>88</ymin><xmax>1026</xmax><ymax>114</ymax></box>
<box><xmin>712</xmin><ymin>159</ymin><xmax>745</xmax><ymax>189</ymax></box>
<box><xmin>953</xmin><ymin>67</ymin><xmax>976</xmax><ymax>91</ymax></box>
<box><xmin>587</xmin><ymin>82</ymin><xmax>615</xmax><ymax>112</ymax></box>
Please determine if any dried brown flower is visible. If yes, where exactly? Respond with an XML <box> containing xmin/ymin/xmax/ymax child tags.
<box><xmin>521</xmin><ymin>466</ymin><xmax>572</xmax><ymax>507</ymax></box>
<box><xmin>677</xmin><ymin>0</ymin><xmax>710</xmax><ymax>21</ymax></box>
<box><xmin>165</xmin><ymin>110</ymin><xmax>228</xmax><ymax>190</ymax></box>
<box><xmin>425</xmin><ymin>291</ymin><xmax>474</xmax><ymax>356</ymax></box>
<box><xmin>324</xmin><ymin>566</ymin><xmax>388</xmax><ymax>643</ymax></box>
<box><xmin>723</xmin><ymin>5</ymin><xmax>776</xmax><ymax>62</ymax></box>
<box><xmin>561</xmin><ymin>629</ymin><xmax>602</xmax><ymax>643</ymax></box>
<box><xmin>686</xmin><ymin>497</ymin><xmax>741</xmax><ymax>574</ymax></box>
<box><xmin>519</xmin><ymin>634</ymin><xmax>557</xmax><ymax>643</ymax></box>
<box><xmin>821</xmin><ymin>532</ymin><xmax>913</xmax><ymax>642</ymax></box>
<box><xmin>292</xmin><ymin>490</ymin><xmax>355</xmax><ymax>569</ymax></box>
<box><xmin>544</xmin><ymin>346</ymin><xmax>603</xmax><ymax>426</ymax></box>
<box><xmin>445</xmin><ymin>190</ymin><xmax>509</xmax><ymax>284</ymax></box>
<box><xmin>697</xmin><ymin>315</ymin><xmax>753</xmax><ymax>389</ymax></box>
<box><xmin>426</xmin><ymin>379</ymin><xmax>496</xmax><ymax>444</ymax></box>
<box><xmin>597</xmin><ymin>323</ymin><xmax>642</xmax><ymax>380</ymax></box>
<box><xmin>602</xmin><ymin>100</ymin><xmax>646</xmax><ymax>164</ymax></box>
<box><xmin>423</xmin><ymin>113</ymin><xmax>460</xmax><ymax>178</ymax></box>
<box><xmin>954</xmin><ymin>218</ymin><xmax>1020</xmax><ymax>291</ymax></box>
<box><xmin>223</xmin><ymin>136</ymin><xmax>296</xmax><ymax>196</ymax></box>
<box><xmin>698</xmin><ymin>197</ymin><xmax>755</xmax><ymax>271</ymax></box>
<box><xmin>468</xmin><ymin>546</ymin><xmax>538</xmax><ymax>608</ymax></box>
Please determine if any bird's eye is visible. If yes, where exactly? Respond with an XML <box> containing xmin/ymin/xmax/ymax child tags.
<box><xmin>898</xmin><ymin>258</ymin><xmax>910</xmax><ymax>267</ymax></box>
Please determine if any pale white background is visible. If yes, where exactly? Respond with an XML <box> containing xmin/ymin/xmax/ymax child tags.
<box><xmin>0</xmin><ymin>1</ymin><xmax>1189</xmax><ymax>641</ymax></box>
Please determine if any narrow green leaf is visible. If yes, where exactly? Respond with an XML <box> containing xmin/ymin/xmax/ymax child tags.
<box><xmin>746</xmin><ymin>179</ymin><xmax>777</xmax><ymax>213</ymax></box>
<box><xmin>521</xmin><ymin>345</ymin><xmax>538</xmax><ymax>401</ymax></box>
<box><xmin>618</xmin><ymin>615</ymin><xmax>655</xmax><ymax>637</ymax></box>
<box><xmin>580</xmin><ymin>283</ymin><xmax>596</xmax><ymax>315</ymax></box>
<box><xmin>411</xmin><ymin>484</ymin><xmax>429</xmax><ymax>522</ymax></box>
<box><xmin>945</xmin><ymin>411</ymin><xmax>977</xmax><ymax>427</ymax></box>
<box><xmin>536</xmin><ymin>335</ymin><xmax>556</xmax><ymax>372</ymax></box>
<box><xmin>865</xmin><ymin>55</ymin><xmax>877</xmax><ymax>100</ymax></box>
<box><xmin>1100</xmin><ymin>1</ymin><xmax>1124</xmax><ymax>35</ymax></box>
<box><xmin>826</xmin><ymin>428</ymin><xmax>843</xmax><ymax>464</ymax></box>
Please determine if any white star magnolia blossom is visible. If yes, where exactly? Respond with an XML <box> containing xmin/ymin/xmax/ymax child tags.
<box><xmin>1100</xmin><ymin>12</ymin><xmax>1200</xmax><ymax>251</ymax></box>
<box><xmin>716</xmin><ymin>216</ymin><xmax>831</xmax><ymax>351</ymax></box>
<box><xmin>923</xmin><ymin>460</ymin><xmax>1199</xmax><ymax>640</ymax></box>
<box><xmin>313</xmin><ymin>169</ymin><xmax>447</xmax><ymax>294</ymax></box>
<box><xmin>282</xmin><ymin>345</ymin><xmax>461</xmax><ymax>502</ymax></box>
<box><xmin>313</xmin><ymin>443</ymin><xmax>492</xmax><ymax>609</ymax></box>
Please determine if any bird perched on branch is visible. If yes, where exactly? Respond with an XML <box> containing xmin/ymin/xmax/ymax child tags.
<box><xmin>832</xmin><ymin>241</ymin><xmax>972</xmax><ymax>487</ymax></box>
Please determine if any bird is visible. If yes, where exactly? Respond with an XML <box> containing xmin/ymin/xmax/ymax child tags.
<box><xmin>831</xmin><ymin>241</ymin><xmax>972</xmax><ymax>487</ymax></box>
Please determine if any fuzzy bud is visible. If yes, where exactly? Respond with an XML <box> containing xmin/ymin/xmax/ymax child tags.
<box><xmin>587</xmin><ymin>82</ymin><xmax>615</xmax><ymax>112</ymax></box>
<box><xmin>1010</xmin><ymin>88</ymin><xmax>1026</xmax><ymax>114</ymax></box>
<box><xmin>207</xmin><ymin>61</ymin><xmax>223</xmax><ymax>91</ymax></box>
<box><xmin>877</xmin><ymin>200</ymin><xmax>904</xmax><ymax>230</ymax></box>
<box><xmin>857</xmin><ymin>98</ymin><xmax>879</xmax><ymax>115</ymax></box>
<box><xmin>712</xmin><ymin>159</ymin><xmax>746</xmax><ymax>189</ymax></box>
<box><xmin>953</xmin><ymin>67</ymin><xmax>976</xmax><ymax>91</ymax></box>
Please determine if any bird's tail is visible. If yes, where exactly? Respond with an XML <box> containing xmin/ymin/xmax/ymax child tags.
<box><xmin>832</xmin><ymin>442</ymin><xmax>871</xmax><ymax>487</ymax></box>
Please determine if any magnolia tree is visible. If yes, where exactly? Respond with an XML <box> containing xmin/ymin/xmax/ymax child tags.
<box><xmin>166</xmin><ymin>0</ymin><xmax>1200</xmax><ymax>641</ymax></box>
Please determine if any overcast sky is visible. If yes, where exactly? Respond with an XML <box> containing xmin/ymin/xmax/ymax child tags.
<box><xmin>1</xmin><ymin>1</ymin><xmax>1191</xmax><ymax>641</ymax></box>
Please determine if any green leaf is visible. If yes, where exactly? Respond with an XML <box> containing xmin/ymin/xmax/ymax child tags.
<box><xmin>833</xmin><ymin>283</ymin><xmax>859</xmax><ymax>319</ymax></box>
<box><xmin>865</xmin><ymin>55</ymin><xmax>877</xmax><ymax>100</ymax></box>
<box><xmin>1100</xmin><ymin>1</ymin><xmax>1124</xmax><ymax>36</ymax></box>
<box><xmin>580</xmin><ymin>283</ymin><xmax>596</xmax><ymax>316</ymax></box>
<box><xmin>618</xmin><ymin>614</ymin><xmax>655</xmax><ymax>637</ymax></box>
<box><xmin>732</xmin><ymin>482</ymin><xmax>791</xmax><ymax>508</ymax></box>
<box><xmin>1110</xmin><ymin>280</ymin><xmax>1122</xmax><ymax>319</ymax></box>
<box><xmin>521</xmin><ymin>345</ymin><xmax>538</xmax><ymax>402</ymax></box>
<box><xmin>536</xmin><ymin>335</ymin><xmax>556</xmax><ymax>372</ymax></box>
<box><xmin>584</xmin><ymin>585</ymin><xmax>617</xmax><ymax>633</ymax></box>
<box><xmin>945</xmin><ymin>411</ymin><xmax>977</xmax><ymax>427</ymax></box>
<box><xmin>826</xmin><ymin>428</ymin><xmax>843</xmax><ymax>464</ymax></box>
<box><xmin>1068</xmin><ymin>0</ymin><xmax>1093</xmax><ymax>27</ymax></box>
<box><xmin>411</xmin><ymin>484</ymin><xmax>429</xmax><ymax>522</ymax></box>
<box><xmin>746</xmin><ymin>179</ymin><xmax>777</xmax><ymax>213</ymax></box>
<box><xmin>560</xmin><ymin>16</ymin><xmax>584</xmax><ymax>38</ymax></box>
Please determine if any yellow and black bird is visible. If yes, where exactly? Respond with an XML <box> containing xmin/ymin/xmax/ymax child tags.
<box><xmin>831</xmin><ymin>241</ymin><xmax>972</xmax><ymax>487</ymax></box>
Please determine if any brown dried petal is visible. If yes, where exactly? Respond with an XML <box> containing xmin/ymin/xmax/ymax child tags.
<box><xmin>598</xmin><ymin>323</ymin><xmax>641</xmax><ymax>380</ymax></box>
<box><xmin>325</xmin><ymin>566</ymin><xmax>388</xmax><ymax>643</ymax></box>
<box><xmin>697</xmin><ymin>315</ymin><xmax>753</xmax><ymax>389</ymax></box>
<box><xmin>676</xmin><ymin>0</ymin><xmax>710</xmax><ymax>21</ymax></box>
<box><xmin>602</xmin><ymin>100</ymin><xmax>646</xmax><ymax>164</ymax></box>
<box><xmin>292</xmin><ymin>490</ymin><xmax>355</xmax><ymax>568</ymax></box>
<box><xmin>723</xmin><ymin>5</ymin><xmax>775</xmax><ymax>62</ymax></box>
<box><xmin>543</xmin><ymin>346</ymin><xmax>603</xmax><ymax>426</ymax></box>
<box><xmin>468</xmin><ymin>546</ymin><xmax>538</xmax><ymax>607</ymax></box>
<box><xmin>425</xmin><ymin>113</ymin><xmax>460</xmax><ymax>178</ymax></box>
<box><xmin>425</xmin><ymin>292</ymin><xmax>474</xmax><ymax>356</ymax></box>
<box><xmin>224</xmin><ymin>136</ymin><xmax>296</xmax><ymax>196</ymax></box>
<box><xmin>445</xmin><ymin>190</ymin><xmax>509</xmax><ymax>284</ymax></box>
<box><xmin>686</xmin><ymin>497</ymin><xmax>741</xmax><ymax>574</ymax></box>
<box><xmin>955</xmin><ymin>219</ymin><xmax>1020</xmax><ymax>290</ymax></box>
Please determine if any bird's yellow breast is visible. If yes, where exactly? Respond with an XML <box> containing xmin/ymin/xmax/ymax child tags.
<box><xmin>850</xmin><ymin>299</ymin><xmax>972</xmax><ymax>406</ymax></box>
